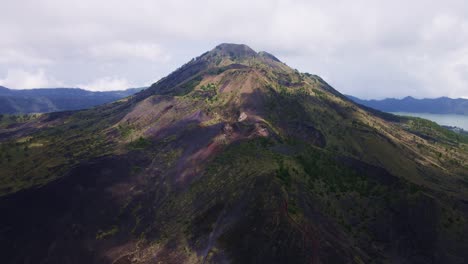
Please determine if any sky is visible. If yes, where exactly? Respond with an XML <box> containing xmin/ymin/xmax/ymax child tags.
<box><xmin>1</xmin><ymin>0</ymin><xmax>468</xmax><ymax>99</ymax></box>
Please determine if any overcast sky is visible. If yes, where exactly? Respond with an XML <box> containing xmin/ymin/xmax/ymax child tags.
<box><xmin>1</xmin><ymin>0</ymin><xmax>468</xmax><ymax>99</ymax></box>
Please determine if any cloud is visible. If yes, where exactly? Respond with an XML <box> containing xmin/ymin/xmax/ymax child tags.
<box><xmin>0</xmin><ymin>49</ymin><xmax>53</xmax><ymax>66</ymax></box>
<box><xmin>76</xmin><ymin>76</ymin><xmax>134</xmax><ymax>91</ymax></box>
<box><xmin>89</xmin><ymin>42</ymin><xmax>170</xmax><ymax>62</ymax></box>
<box><xmin>2</xmin><ymin>0</ymin><xmax>468</xmax><ymax>98</ymax></box>
<box><xmin>0</xmin><ymin>69</ymin><xmax>63</xmax><ymax>89</ymax></box>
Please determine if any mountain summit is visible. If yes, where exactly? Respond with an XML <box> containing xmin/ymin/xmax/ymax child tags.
<box><xmin>210</xmin><ymin>43</ymin><xmax>258</xmax><ymax>58</ymax></box>
<box><xmin>207</xmin><ymin>43</ymin><xmax>282</xmax><ymax>63</ymax></box>
<box><xmin>140</xmin><ymin>43</ymin><xmax>289</xmax><ymax>97</ymax></box>
<box><xmin>1</xmin><ymin>44</ymin><xmax>467</xmax><ymax>263</ymax></box>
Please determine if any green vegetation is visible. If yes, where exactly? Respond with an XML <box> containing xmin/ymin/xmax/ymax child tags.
<box><xmin>178</xmin><ymin>75</ymin><xmax>203</xmax><ymax>95</ymax></box>
<box><xmin>129</xmin><ymin>136</ymin><xmax>152</xmax><ymax>149</ymax></box>
<box><xmin>0</xmin><ymin>101</ymin><xmax>129</xmax><ymax>196</ymax></box>
<box><xmin>117</xmin><ymin>124</ymin><xmax>135</xmax><ymax>138</ymax></box>
<box><xmin>404</xmin><ymin>116</ymin><xmax>468</xmax><ymax>144</ymax></box>
<box><xmin>188</xmin><ymin>82</ymin><xmax>219</xmax><ymax>104</ymax></box>
<box><xmin>0</xmin><ymin>113</ymin><xmax>41</xmax><ymax>128</ymax></box>
<box><xmin>275</xmin><ymin>158</ymin><xmax>291</xmax><ymax>188</ymax></box>
<box><xmin>200</xmin><ymin>83</ymin><xmax>217</xmax><ymax>92</ymax></box>
<box><xmin>96</xmin><ymin>225</ymin><xmax>119</xmax><ymax>240</ymax></box>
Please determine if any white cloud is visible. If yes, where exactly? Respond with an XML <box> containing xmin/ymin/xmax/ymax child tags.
<box><xmin>0</xmin><ymin>49</ymin><xmax>53</xmax><ymax>66</ymax></box>
<box><xmin>89</xmin><ymin>42</ymin><xmax>170</xmax><ymax>62</ymax></box>
<box><xmin>0</xmin><ymin>69</ymin><xmax>63</xmax><ymax>89</ymax></box>
<box><xmin>77</xmin><ymin>76</ymin><xmax>134</xmax><ymax>91</ymax></box>
<box><xmin>0</xmin><ymin>69</ymin><xmax>139</xmax><ymax>91</ymax></box>
<box><xmin>2</xmin><ymin>0</ymin><xmax>468</xmax><ymax>98</ymax></box>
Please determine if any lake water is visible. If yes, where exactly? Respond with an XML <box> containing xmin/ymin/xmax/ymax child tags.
<box><xmin>390</xmin><ymin>112</ymin><xmax>468</xmax><ymax>130</ymax></box>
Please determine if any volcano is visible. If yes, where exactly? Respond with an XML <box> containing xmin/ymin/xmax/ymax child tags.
<box><xmin>1</xmin><ymin>43</ymin><xmax>467</xmax><ymax>263</ymax></box>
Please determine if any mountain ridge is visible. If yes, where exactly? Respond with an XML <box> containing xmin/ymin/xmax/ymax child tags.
<box><xmin>348</xmin><ymin>94</ymin><xmax>468</xmax><ymax>115</ymax></box>
<box><xmin>0</xmin><ymin>86</ymin><xmax>145</xmax><ymax>114</ymax></box>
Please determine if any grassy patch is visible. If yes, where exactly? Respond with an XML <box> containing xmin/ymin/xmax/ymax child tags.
<box><xmin>276</xmin><ymin>158</ymin><xmax>291</xmax><ymax>188</ymax></box>
<box><xmin>178</xmin><ymin>75</ymin><xmax>203</xmax><ymax>95</ymax></box>
<box><xmin>129</xmin><ymin>136</ymin><xmax>152</xmax><ymax>149</ymax></box>
<box><xmin>117</xmin><ymin>124</ymin><xmax>135</xmax><ymax>139</ymax></box>
<box><xmin>405</xmin><ymin>117</ymin><xmax>468</xmax><ymax>144</ymax></box>
<box><xmin>96</xmin><ymin>225</ymin><xmax>119</xmax><ymax>240</ymax></box>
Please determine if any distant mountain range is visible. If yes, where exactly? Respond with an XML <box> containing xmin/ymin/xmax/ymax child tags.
<box><xmin>347</xmin><ymin>95</ymin><xmax>468</xmax><ymax>115</ymax></box>
<box><xmin>0</xmin><ymin>86</ymin><xmax>145</xmax><ymax>114</ymax></box>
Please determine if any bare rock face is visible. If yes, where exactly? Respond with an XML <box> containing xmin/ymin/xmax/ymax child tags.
<box><xmin>223</xmin><ymin>123</ymin><xmax>234</xmax><ymax>135</ymax></box>
<box><xmin>238</xmin><ymin>112</ymin><xmax>248</xmax><ymax>122</ymax></box>
<box><xmin>212</xmin><ymin>43</ymin><xmax>258</xmax><ymax>60</ymax></box>
<box><xmin>255</xmin><ymin>123</ymin><xmax>269</xmax><ymax>137</ymax></box>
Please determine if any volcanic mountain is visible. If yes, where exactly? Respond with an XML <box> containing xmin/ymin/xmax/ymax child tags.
<box><xmin>1</xmin><ymin>44</ymin><xmax>467</xmax><ymax>263</ymax></box>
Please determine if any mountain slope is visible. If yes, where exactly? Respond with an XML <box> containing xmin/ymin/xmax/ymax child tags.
<box><xmin>0</xmin><ymin>44</ymin><xmax>467</xmax><ymax>264</ymax></box>
<box><xmin>0</xmin><ymin>86</ymin><xmax>145</xmax><ymax>114</ymax></box>
<box><xmin>348</xmin><ymin>95</ymin><xmax>468</xmax><ymax>115</ymax></box>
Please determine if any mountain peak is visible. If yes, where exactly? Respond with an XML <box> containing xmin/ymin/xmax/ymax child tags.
<box><xmin>212</xmin><ymin>43</ymin><xmax>257</xmax><ymax>58</ymax></box>
<box><xmin>199</xmin><ymin>43</ymin><xmax>258</xmax><ymax>64</ymax></box>
<box><xmin>143</xmin><ymin>43</ymin><xmax>291</xmax><ymax>96</ymax></box>
<box><xmin>192</xmin><ymin>43</ymin><xmax>286</xmax><ymax>67</ymax></box>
